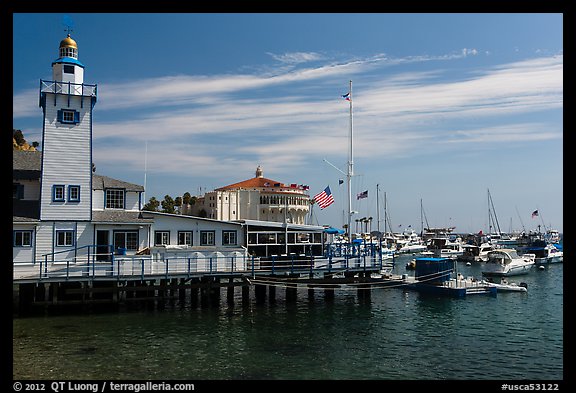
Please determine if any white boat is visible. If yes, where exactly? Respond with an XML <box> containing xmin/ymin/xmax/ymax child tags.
<box><xmin>545</xmin><ymin>229</ymin><xmax>561</xmax><ymax>244</ymax></box>
<box><xmin>459</xmin><ymin>243</ymin><xmax>494</xmax><ymax>262</ymax></box>
<box><xmin>531</xmin><ymin>243</ymin><xmax>563</xmax><ymax>264</ymax></box>
<box><xmin>427</xmin><ymin>236</ymin><xmax>464</xmax><ymax>259</ymax></box>
<box><xmin>481</xmin><ymin>248</ymin><xmax>535</xmax><ymax>277</ymax></box>
<box><xmin>396</xmin><ymin>230</ymin><xmax>427</xmax><ymax>254</ymax></box>
<box><xmin>481</xmin><ymin>278</ymin><xmax>528</xmax><ymax>292</ymax></box>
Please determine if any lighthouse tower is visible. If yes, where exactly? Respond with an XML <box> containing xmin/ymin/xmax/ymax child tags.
<box><xmin>39</xmin><ymin>33</ymin><xmax>97</xmax><ymax>221</ymax></box>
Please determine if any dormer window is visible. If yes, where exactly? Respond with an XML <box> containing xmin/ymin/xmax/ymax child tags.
<box><xmin>105</xmin><ymin>189</ymin><xmax>125</xmax><ymax>209</ymax></box>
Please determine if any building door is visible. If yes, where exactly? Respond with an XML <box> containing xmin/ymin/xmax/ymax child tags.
<box><xmin>96</xmin><ymin>230</ymin><xmax>110</xmax><ymax>261</ymax></box>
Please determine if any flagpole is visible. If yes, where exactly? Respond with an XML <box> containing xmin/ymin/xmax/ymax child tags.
<box><xmin>347</xmin><ymin>80</ymin><xmax>353</xmax><ymax>241</ymax></box>
<box><xmin>376</xmin><ymin>184</ymin><xmax>380</xmax><ymax>233</ymax></box>
<box><xmin>142</xmin><ymin>140</ymin><xmax>148</xmax><ymax>209</ymax></box>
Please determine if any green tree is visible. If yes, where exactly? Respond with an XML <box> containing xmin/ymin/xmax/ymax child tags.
<box><xmin>182</xmin><ymin>192</ymin><xmax>192</xmax><ymax>205</ymax></box>
<box><xmin>142</xmin><ymin>197</ymin><xmax>160</xmax><ymax>212</ymax></box>
<box><xmin>161</xmin><ymin>195</ymin><xmax>176</xmax><ymax>214</ymax></box>
<box><xmin>13</xmin><ymin>129</ymin><xmax>25</xmax><ymax>146</ymax></box>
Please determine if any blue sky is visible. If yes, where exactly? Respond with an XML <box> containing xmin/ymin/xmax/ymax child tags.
<box><xmin>12</xmin><ymin>13</ymin><xmax>563</xmax><ymax>234</ymax></box>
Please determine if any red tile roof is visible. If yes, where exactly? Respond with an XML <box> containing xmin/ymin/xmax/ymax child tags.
<box><xmin>215</xmin><ymin>177</ymin><xmax>284</xmax><ymax>191</ymax></box>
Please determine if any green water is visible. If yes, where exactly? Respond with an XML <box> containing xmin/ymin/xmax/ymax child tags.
<box><xmin>13</xmin><ymin>256</ymin><xmax>563</xmax><ymax>380</ymax></box>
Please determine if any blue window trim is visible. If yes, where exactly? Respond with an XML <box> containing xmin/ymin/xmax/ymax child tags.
<box><xmin>13</xmin><ymin>230</ymin><xmax>33</xmax><ymax>247</ymax></box>
<box><xmin>57</xmin><ymin>108</ymin><xmax>80</xmax><ymax>124</ymax></box>
<box><xmin>68</xmin><ymin>185</ymin><xmax>81</xmax><ymax>202</ymax></box>
<box><xmin>13</xmin><ymin>183</ymin><xmax>24</xmax><ymax>199</ymax></box>
<box><xmin>55</xmin><ymin>230</ymin><xmax>75</xmax><ymax>247</ymax></box>
<box><xmin>52</xmin><ymin>184</ymin><xmax>66</xmax><ymax>202</ymax></box>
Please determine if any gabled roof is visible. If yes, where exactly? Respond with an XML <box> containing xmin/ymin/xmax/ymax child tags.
<box><xmin>215</xmin><ymin>176</ymin><xmax>285</xmax><ymax>191</ymax></box>
<box><xmin>11</xmin><ymin>151</ymin><xmax>143</xmax><ymax>193</ymax></box>
<box><xmin>13</xmin><ymin>200</ymin><xmax>40</xmax><ymax>222</ymax></box>
<box><xmin>141</xmin><ymin>211</ymin><xmax>242</xmax><ymax>226</ymax></box>
<box><xmin>92</xmin><ymin>174</ymin><xmax>144</xmax><ymax>192</ymax></box>
<box><xmin>13</xmin><ymin>150</ymin><xmax>42</xmax><ymax>180</ymax></box>
<box><xmin>91</xmin><ymin>210</ymin><xmax>154</xmax><ymax>224</ymax></box>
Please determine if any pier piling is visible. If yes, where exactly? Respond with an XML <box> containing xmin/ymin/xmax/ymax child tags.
<box><xmin>255</xmin><ymin>284</ymin><xmax>266</xmax><ymax>304</ymax></box>
<box><xmin>241</xmin><ymin>285</ymin><xmax>250</xmax><ymax>305</ymax></box>
<box><xmin>268</xmin><ymin>284</ymin><xmax>276</xmax><ymax>304</ymax></box>
<box><xmin>286</xmin><ymin>284</ymin><xmax>297</xmax><ymax>302</ymax></box>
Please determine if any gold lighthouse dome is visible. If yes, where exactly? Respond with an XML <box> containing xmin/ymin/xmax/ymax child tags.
<box><xmin>59</xmin><ymin>34</ymin><xmax>78</xmax><ymax>59</ymax></box>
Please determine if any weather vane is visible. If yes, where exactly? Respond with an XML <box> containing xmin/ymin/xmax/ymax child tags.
<box><xmin>62</xmin><ymin>15</ymin><xmax>74</xmax><ymax>35</ymax></box>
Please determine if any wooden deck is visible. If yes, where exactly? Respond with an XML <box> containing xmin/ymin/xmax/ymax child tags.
<box><xmin>13</xmin><ymin>254</ymin><xmax>393</xmax><ymax>313</ymax></box>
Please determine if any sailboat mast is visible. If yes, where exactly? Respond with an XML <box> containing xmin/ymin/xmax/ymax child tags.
<box><xmin>420</xmin><ymin>198</ymin><xmax>424</xmax><ymax>237</ymax></box>
<box><xmin>376</xmin><ymin>184</ymin><xmax>380</xmax><ymax>232</ymax></box>
<box><xmin>488</xmin><ymin>188</ymin><xmax>502</xmax><ymax>235</ymax></box>
<box><xmin>346</xmin><ymin>80</ymin><xmax>354</xmax><ymax>239</ymax></box>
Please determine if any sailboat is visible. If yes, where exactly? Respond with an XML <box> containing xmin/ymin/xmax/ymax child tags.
<box><xmin>323</xmin><ymin>81</ymin><xmax>393</xmax><ymax>268</ymax></box>
<box><xmin>486</xmin><ymin>188</ymin><xmax>520</xmax><ymax>247</ymax></box>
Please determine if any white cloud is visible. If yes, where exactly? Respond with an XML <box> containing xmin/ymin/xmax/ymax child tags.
<box><xmin>462</xmin><ymin>48</ymin><xmax>478</xmax><ymax>56</ymax></box>
<box><xmin>267</xmin><ymin>51</ymin><xmax>325</xmax><ymax>64</ymax></box>
<box><xmin>14</xmin><ymin>51</ymin><xmax>563</xmax><ymax>182</ymax></box>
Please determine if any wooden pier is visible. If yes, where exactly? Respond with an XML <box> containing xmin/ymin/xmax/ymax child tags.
<box><xmin>13</xmin><ymin>254</ymin><xmax>393</xmax><ymax>314</ymax></box>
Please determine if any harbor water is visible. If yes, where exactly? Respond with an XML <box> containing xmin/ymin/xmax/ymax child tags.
<box><xmin>12</xmin><ymin>254</ymin><xmax>563</xmax><ymax>381</ymax></box>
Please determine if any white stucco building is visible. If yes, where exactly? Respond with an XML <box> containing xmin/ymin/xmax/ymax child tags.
<box><xmin>186</xmin><ymin>165</ymin><xmax>312</xmax><ymax>224</ymax></box>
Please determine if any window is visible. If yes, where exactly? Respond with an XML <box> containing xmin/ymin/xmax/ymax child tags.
<box><xmin>52</xmin><ymin>185</ymin><xmax>65</xmax><ymax>202</ymax></box>
<box><xmin>105</xmin><ymin>189</ymin><xmax>125</xmax><ymax>209</ymax></box>
<box><xmin>63</xmin><ymin>65</ymin><xmax>75</xmax><ymax>74</ymax></box>
<box><xmin>178</xmin><ymin>231</ymin><xmax>192</xmax><ymax>246</ymax></box>
<box><xmin>57</xmin><ymin>109</ymin><xmax>80</xmax><ymax>124</ymax></box>
<box><xmin>68</xmin><ymin>185</ymin><xmax>80</xmax><ymax>202</ymax></box>
<box><xmin>13</xmin><ymin>230</ymin><xmax>32</xmax><ymax>247</ymax></box>
<box><xmin>222</xmin><ymin>231</ymin><xmax>237</xmax><ymax>246</ymax></box>
<box><xmin>200</xmin><ymin>231</ymin><xmax>215</xmax><ymax>246</ymax></box>
<box><xmin>56</xmin><ymin>230</ymin><xmax>74</xmax><ymax>247</ymax></box>
<box><xmin>13</xmin><ymin>183</ymin><xmax>24</xmax><ymax>199</ymax></box>
<box><xmin>60</xmin><ymin>47</ymin><xmax>77</xmax><ymax>58</ymax></box>
<box><xmin>154</xmin><ymin>231</ymin><xmax>170</xmax><ymax>246</ymax></box>
<box><xmin>114</xmin><ymin>231</ymin><xmax>138</xmax><ymax>251</ymax></box>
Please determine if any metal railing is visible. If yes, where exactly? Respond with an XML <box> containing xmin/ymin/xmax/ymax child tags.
<box><xmin>40</xmin><ymin>79</ymin><xmax>97</xmax><ymax>97</ymax></box>
<box><xmin>15</xmin><ymin>249</ymin><xmax>387</xmax><ymax>282</ymax></box>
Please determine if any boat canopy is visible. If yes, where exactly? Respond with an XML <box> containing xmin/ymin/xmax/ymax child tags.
<box><xmin>324</xmin><ymin>227</ymin><xmax>345</xmax><ymax>234</ymax></box>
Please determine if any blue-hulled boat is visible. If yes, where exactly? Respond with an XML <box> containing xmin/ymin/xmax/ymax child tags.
<box><xmin>406</xmin><ymin>257</ymin><xmax>496</xmax><ymax>297</ymax></box>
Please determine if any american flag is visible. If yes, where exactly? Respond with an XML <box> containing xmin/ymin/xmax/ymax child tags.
<box><xmin>532</xmin><ymin>210</ymin><xmax>539</xmax><ymax>218</ymax></box>
<box><xmin>313</xmin><ymin>186</ymin><xmax>335</xmax><ymax>209</ymax></box>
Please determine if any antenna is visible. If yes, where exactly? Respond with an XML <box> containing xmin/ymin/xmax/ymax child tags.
<box><xmin>62</xmin><ymin>15</ymin><xmax>75</xmax><ymax>35</ymax></box>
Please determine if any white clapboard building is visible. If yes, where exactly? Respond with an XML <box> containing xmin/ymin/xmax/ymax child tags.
<box><xmin>12</xmin><ymin>33</ymin><xmax>249</xmax><ymax>280</ymax></box>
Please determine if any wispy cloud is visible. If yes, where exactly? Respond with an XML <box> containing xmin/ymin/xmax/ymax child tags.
<box><xmin>14</xmin><ymin>51</ymin><xmax>563</xmax><ymax>182</ymax></box>
<box><xmin>267</xmin><ymin>51</ymin><xmax>326</xmax><ymax>64</ymax></box>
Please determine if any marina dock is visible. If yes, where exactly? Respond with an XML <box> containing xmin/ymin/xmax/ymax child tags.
<box><xmin>13</xmin><ymin>253</ymin><xmax>388</xmax><ymax>313</ymax></box>
<box><xmin>13</xmin><ymin>252</ymin><xmax>498</xmax><ymax>314</ymax></box>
